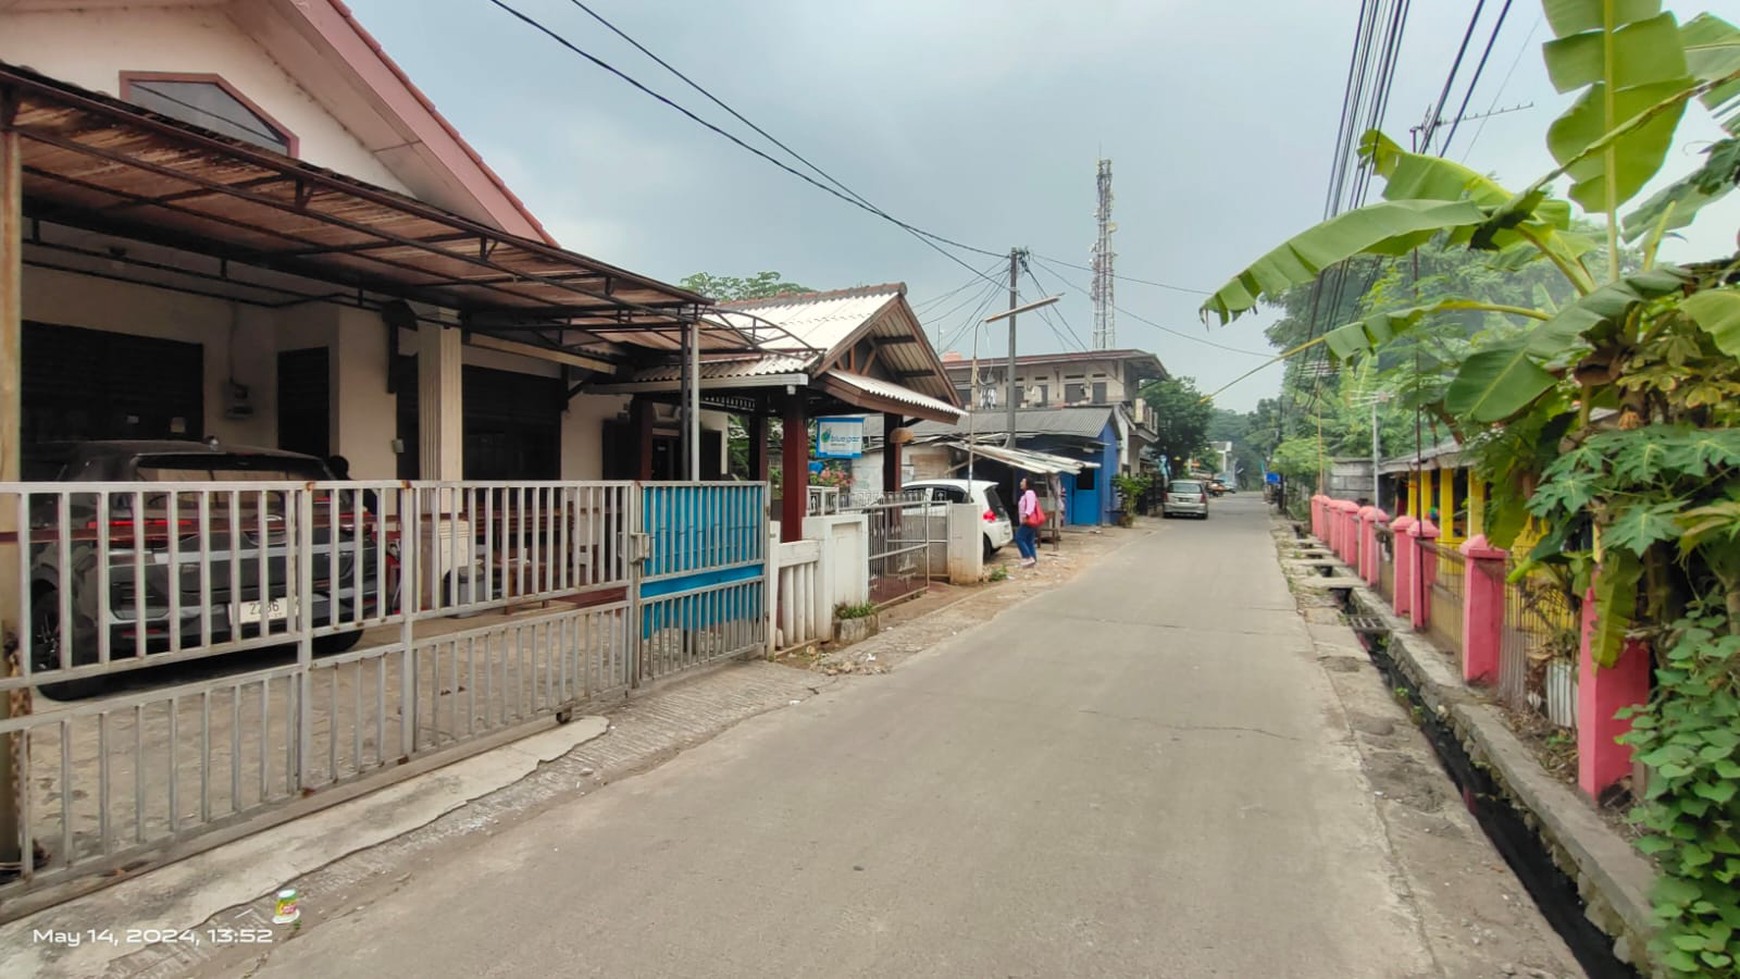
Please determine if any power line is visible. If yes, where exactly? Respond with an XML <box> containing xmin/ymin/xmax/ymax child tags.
<box><xmin>1289</xmin><ymin>0</ymin><xmax>1411</xmax><ymax>442</ymax></box>
<box><xmin>913</xmin><ymin>259</ymin><xmax>1008</xmax><ymax>315</ymax></box>
<box><xmin>1416</xmin><ymin>0</ymin><xmax>1488</xmax><ymax>152</ymax></box>
<box><xmin>937</xmin><ymin>278</ymin><xmax>1005</xmax><ymax>355</ymax></box>
<box><xmin>1440</xmin><ymin>0</ymin><xmax>1515</xmax><ymax>156</ymax></box>
<box><xmin>1459</xmin><ymin>14</ymin><xmax>1541</xmax><ymax>162</ymax></box>
<box><xmin>1029</xmin><ymin>253</ymin><xmax>1211</xmax><ymax>295</ymax></box>
<box><xmin>928</xmin><ymin>277</ymin><xmax>1006</xmax><ymax>349</ymax></box>
<box><xmin>1029</xmin><ymin>257</ymin><xmax>1271</xmax><ymax>358</ymax></box>
<box><xmin>559</xmin><ymin>0</ymin><xmax>1001</xmax><ymax>257</ymax></box>
<box><xmin>1024</xmin><ymin>264</ymin><xmax>1089</xmax><ymax>351</ymax></box>
<box><xmin>486</xmin><ymin>0</ymin><xmax>1005</xmax><ymax>286</ymax></box>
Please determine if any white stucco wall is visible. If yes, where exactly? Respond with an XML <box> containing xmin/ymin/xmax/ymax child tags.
<box><xmin>0</xmin><ymin>6</ymin><xmax>411</xmax><ymax>192</ymax></box>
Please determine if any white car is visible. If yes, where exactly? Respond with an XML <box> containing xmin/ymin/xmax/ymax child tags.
<box><xmin>904</xmin><ymin>479</ymin><xmax>1015</xmax><ymax>559</ymax></box>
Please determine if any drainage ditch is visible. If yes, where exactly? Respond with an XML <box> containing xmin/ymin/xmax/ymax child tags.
<box><xmin>1287</xmin><ymin>525</ymin><xmax>1639</xmax><ymax>977</ymax></box>
<box><xmin>1352</xmin><ymin>619</ymin><xmax>1639</xmax><ymax>979</ymax></box>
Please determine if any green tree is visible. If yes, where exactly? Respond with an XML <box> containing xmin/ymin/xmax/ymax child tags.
<box><xmin>682</xmin><ymin>271</ymin><xmax>813</xmax><ymax>302</ymax></box>
<box><xmin>1141</xmin><ymin>377</ymin><xmax>1215</xmax><ymax>476</ymax></box>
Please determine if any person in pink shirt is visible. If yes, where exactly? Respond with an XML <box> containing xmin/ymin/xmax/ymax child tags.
<box><xmin>1015</xmin><ymin>477</ymin><xmax>1040</xmax><ymax>568</ymax></box>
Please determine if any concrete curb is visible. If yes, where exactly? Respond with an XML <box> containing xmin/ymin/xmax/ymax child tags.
<box><xmin>1275</xmin><ymin>524</ymin><xmax>1660</xmax><ymax>972</ymax></box>
<box><xmin>0</xmin><ymin>716</ymin><xmax>609</xmax><ymax>979</ymax></box>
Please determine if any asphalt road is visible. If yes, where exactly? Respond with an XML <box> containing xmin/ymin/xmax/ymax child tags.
<box><xmin>231</xmin><ymin>496</ymin><xmax>1522</xmax><ymax>978</ymax></box>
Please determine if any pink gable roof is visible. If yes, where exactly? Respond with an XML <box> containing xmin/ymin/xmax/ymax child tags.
<box><xmin>237</xmin><ymin>0</ymin><xmax>557</xmax><ymax>245</ymax></box>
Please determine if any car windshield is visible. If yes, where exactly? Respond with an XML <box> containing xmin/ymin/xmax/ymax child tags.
<box><xmin>1172</xmin><ymin>481</ymin><xmax>1203</xmax><ymax>493</ymax></box>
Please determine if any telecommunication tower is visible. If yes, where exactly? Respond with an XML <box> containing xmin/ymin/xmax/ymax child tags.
<box><xmin>1090</xmin><ymin>159</ymin><xmax>1116</xmax><ymax>349</ymax></box>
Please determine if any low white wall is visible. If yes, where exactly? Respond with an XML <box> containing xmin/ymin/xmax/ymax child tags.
<box><xmin>803</xmin><ymin>514</ymin><xmax>870</xmax><ymax>613</ymax></box>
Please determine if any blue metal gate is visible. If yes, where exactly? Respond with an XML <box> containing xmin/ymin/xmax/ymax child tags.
<box><xmin>635</xmin><ymin>482</ymin><xmax>770</xmax><ymax>681</ymax></box>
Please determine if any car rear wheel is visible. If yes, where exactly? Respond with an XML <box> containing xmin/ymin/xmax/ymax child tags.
<box><xmin>982</xmin><ymin>536</ymin><xmax>995</xmax><ymax>561</ymax></box>
<box><xmin>31</xmin><ymin>591</ymin><xmax>108</xmax><ymax>700</ymax></box>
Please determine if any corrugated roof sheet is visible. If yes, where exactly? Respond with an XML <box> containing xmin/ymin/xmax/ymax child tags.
<box><xmin>717</xmin><ymin>286</ymin><xmax>902</xmax><ymax>354</ymax></box>
<box><xmin>824</xmin><ymin>370</ymin><xmax>964</xmax><ymax>421</ymax></box>
<box><xmin>911</xmin><ymin>406</ymin><xmax>1114</xmax><ymax>441</ymax></box>
<box><xmin>629</xmin><ymin>354</ymin><xmax>812</xmax><ymax>384</ymax></box>
<box><xmin>938</xmin><ymin>441</ymin><xmax>1092</xmax><ymax>474</ymax></box>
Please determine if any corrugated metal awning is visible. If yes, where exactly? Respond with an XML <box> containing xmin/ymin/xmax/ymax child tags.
<box><xmin>0</xmin><ymin>61</ymin><xmax>752</xmax><ymax>358</ymax></box>
<box><xmin>934</xmin><ymin>440</ymin><xmax>1095</xmax><ymax>475</ymax></box>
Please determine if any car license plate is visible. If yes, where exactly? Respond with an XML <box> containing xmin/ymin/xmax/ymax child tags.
<box><xmin>235</xmin><ymin>598</ymin><xmax>289</xmax><ymax>625</ymax></box>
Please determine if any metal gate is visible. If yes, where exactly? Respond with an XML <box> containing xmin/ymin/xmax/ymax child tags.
<box><xmin>0</xmin><ymin>477</ymin><xmax>768</xmax><ymax>909</ymax></box>
<box><xmin>635</xmin><ymin>483</ymin><xmax>770</xmax><ymax>682</ymax></box>
<box><xmin>861</xmin><ymin>490</ymin><xmax>943</xmax><ymax>608</ymax></box>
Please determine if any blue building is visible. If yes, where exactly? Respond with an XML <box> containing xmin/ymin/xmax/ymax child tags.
<box><xmin>906</xmin><ymin>406</ymin><xmax>1137</xmax><ymax>526</ymax></box>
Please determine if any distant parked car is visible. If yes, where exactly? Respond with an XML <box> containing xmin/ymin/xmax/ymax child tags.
<box><xmin>903</xmin><ymin>479</ymin><xmax>1015</xmax><ymax>559</ymax></box>
<box><xmin>1162</xmin><ymin>479</ymin><xmax>1210</xmax><ymax>520</ymax></box>
<box><xmin>27</xmin><ymin>440</ymin><xmax>381</xmax><ymax>697</ymax></box>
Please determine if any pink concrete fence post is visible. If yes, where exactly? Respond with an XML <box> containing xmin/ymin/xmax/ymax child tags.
<box><xmin>1336</xmin><ymin>500</ymin><xmax>1350</xmax><ymax>563</ymax></box>
<box><xmin>1390</xmin><ymin>514</ymin><xmax>1416</xmax><ymax>618</ymax></box>
<box><xmin>1360</xmin><ymin>507</ymin><xmax>1386</xmax><ymax>586</ymax></box>
<box><xmin>1408</xmin><ymin>518</ymin><xmax>1439</xmax><ymax>631</ymax></box>
<box><xmin>1312</xmin><ymin>495</ymin><xmax>1327</xmax><ymax>541</ymax></box>
<box><xmin>1459</xmin><ymin>534</ymin><xmax>1507</xmax><ymax>684</ymax></box>
<box><xmin>1340</xmin><ymin>501</ymin><xmax>1359</xmax><ymax>565</ymax></box>
<box><xmin>1577</xmin><ymin>581</ymin><xmax>1651</xmax><ymax>799</ymax></box>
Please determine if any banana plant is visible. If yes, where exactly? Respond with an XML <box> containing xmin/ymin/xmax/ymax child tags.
<box><xmin>1203</xmin><ymin>1</ymin><xmax>1733</xmax><ymax>428</ymax></box>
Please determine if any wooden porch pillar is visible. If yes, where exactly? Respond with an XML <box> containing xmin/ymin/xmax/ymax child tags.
<box><xmin>882</xmin><ymin>412</ymin><xmax>903</xmax><ymax>494</ymax></box>
<box><xmin>631</xmin><ymin>398</ymin><xmax>655</xmax><ymax>481</ymax></box>
<box><xmin>781</xmin><ymin>392</ymin><xmax>807</xmax><ymax>543</ymax></box>
<box><xmin>0</xmin><ymin>89</ymin><xmax>23</xmax><ymax>865</ymax></box>
<box><xmin>747</xmin><ymin>407</ymin><xmax>769</xmax><ymax>483</ymax></box>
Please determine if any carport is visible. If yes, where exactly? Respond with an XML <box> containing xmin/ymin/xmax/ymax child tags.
<box><xmin>0</xmin><ymin>62</ymin><xmax>803</xmax><ymax>882</ymax></box>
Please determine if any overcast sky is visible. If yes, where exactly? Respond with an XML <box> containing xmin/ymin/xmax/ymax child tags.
<box><xmin>349</xmin><ymin>0</ymin><xmax>1740</xmax><ymax>412</ymax></box>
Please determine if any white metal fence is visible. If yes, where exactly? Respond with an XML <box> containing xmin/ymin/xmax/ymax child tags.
<box><xmin>0</xmin><ymin>477</ymin><xmax>762</xmax><ymax>908</ymax></box>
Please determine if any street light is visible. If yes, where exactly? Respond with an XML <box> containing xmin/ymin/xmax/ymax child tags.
<box><xmin>1353</xmin><ymin>390</ymin><xmax>1392</xmax><ymax>504</ymax></box>
<box><xmin>967</xmin><ymin>295</ymin><xmax>1061</xmax><ymax>482</ymax></box>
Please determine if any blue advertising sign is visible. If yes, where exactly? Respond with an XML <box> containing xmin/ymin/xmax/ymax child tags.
<box><xmin>815</xmin><ymin>416</ymin><xmax>865</xmax><ymax>459</ymax></box>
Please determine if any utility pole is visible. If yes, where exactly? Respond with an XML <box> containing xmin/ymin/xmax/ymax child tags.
<box><xmin>1005</xmin><ymin>247</ymin><xmax>1024</xmax><ymax>450</ymax></box>
<box><xmin>1090</xmin><ymin>159</ymin><xmax>1116</xmax><ymax>349</ymax></box>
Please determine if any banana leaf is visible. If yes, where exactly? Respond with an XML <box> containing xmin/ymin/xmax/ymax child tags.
<box><xmin>1621</xmin><ymin>137</ymin><xmax>1740</xmax><ymax>240</ymax></box>
<box><xmin>1682</xmin><ymin>287</ymin><xmax>1740</xmax><ymax>358</ymax></box>
<box><xmin>1200</xmin><ymin>199</ymin><xmax>1487</xmax><ymax>324</ymax></box>
<box><xmin>1542</xmin><ymin>4</ymin><xmax>1695</xmax><ymax>212</ymax></box>
<box><xmin>1682</xmin><ymin>12</ymin><xmax>1740</xmax><ymax>133</ymax></box>
<box><xmin>1441</xmin><ymin>268</ymin><xmax>1691</xmax><ymax>423</ymax></box>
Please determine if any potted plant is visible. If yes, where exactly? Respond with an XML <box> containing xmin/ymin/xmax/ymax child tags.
<box><xmin>1112</xmin><ymin>473</ymin><xmax>1153</xmax><ymax>527</ymax></box>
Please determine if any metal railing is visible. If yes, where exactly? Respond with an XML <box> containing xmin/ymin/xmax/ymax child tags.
<box><xmin>1499</xmin><ymin>572</ymin><xmax>1580</xmax><ymax>728</ymax></box>
<box><xmin>860</xmin><ymin>491</ymin><xmax>941</xmax><ymax>608</ymax></box>
<box><xmin>0</xmin><ymin>477</ymin><xmax>765</xmax><ymax>906</ymax></box>
<box><xmin>1422</xmin><ymin>542</ymin><xmax>1466</xmax><ymax>668</ymax></box>
<box><xmin>807</xmin><ymin>486</ymin><xmax>841</xmax><ymax>517</ymax></box>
